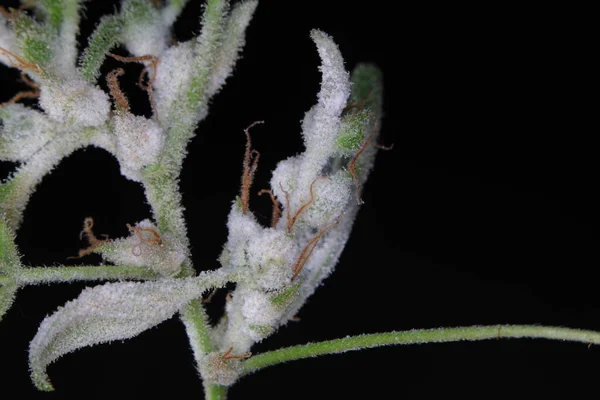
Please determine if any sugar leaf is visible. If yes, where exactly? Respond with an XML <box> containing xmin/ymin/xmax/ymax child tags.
<box><xmin>0</xmin><ymin>282</ymin><xmax>17</xmax><ymax>322</ymax></box>
<box><xmin>29</xmin><ymin>270</ymin><xmax>231</xmax><ymax>390</ymax></box>
<box><xmin>0</xmin><ymin>214</ymin><xmax>21</xmax><ymax>273</ymax></box>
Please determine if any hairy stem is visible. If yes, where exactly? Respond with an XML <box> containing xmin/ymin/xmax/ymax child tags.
<box><xmin>180</xmin><ymin>299</ymin><xmax>213</xmax><ymax>357</ymax></box>
<box><xmin>13</xmin><ymin>265</ymin><xmax>159</xmax><ymax>286</ymax></box>
<box><xmin>204</xmin><ymin>384</ymin><xmax>228</xmax><ymax>400</ymax></box>
<box><xmin>239</xmin><ymin>325</ymin><xmax>600</xmax><ymax>377</ymax></box>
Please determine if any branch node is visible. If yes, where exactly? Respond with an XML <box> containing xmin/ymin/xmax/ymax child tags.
<box><xmin>221</xmin><ymin>347</ymin><xmax>252</xmax><ymax>361</ymax></box>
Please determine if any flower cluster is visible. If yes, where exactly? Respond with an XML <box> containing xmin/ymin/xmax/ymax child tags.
<box><xmin>0</xmin><ymin>0</ymin><xmax>382</xmax><ymax>393</ymax></box>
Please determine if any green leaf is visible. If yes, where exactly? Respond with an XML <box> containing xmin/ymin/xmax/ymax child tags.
<box><xmin>335</xmin><ymin>110</ymin><xmax>371</xmax><ymax>154</ymax></box>
<box><xmin>206</xmin><ymin>0</ymin><xmax>258</xmax><ymax>97</ymax></box>
<box><xmin>35</xmin><ymin>0</ymin><xmax>65</xmax><ymax>31</ymax></box>
<box><xmin>0</xmin><ymin>282</ymin><xmax>17</xmax><ymax>322</ymax></box>
<box><xmin>0</xmin><ymin>214</ymin><xmax>21</xmax><ymax>274</ymax></box>
<box><xmin>28</xmin><ymin>270</ymin><xmax>231</xmax><ymax>390</ymax></box>
<box><xmin>0</xmin><ymin>174</ymin><xmax>25</xmax><ymax>231</ymax></box>
<box><xmin>186</xmin><ymin>0</ymin><xmax>230</xmax><ymax>110</ymax></box>
<box><xmin>349</xmin><ymin>63</ymin><xmax>383</xmax><ymax>119</ymax></box>
<box><xmin>79</xmin><ymin>15</ymin><xmax>123</xmax><ymax>82</ymax></box>
<box><xmin>0</xmin><ymin>215</ymin><xmax>21</xmax><ymax>322</ymax></box>
<box><xmin>269</xmin><ymin>282</ymin><xmax>300</xmax><ymax>309</ymax></box>
<box><xmin>12</xmin><ymin>14</ymin><xmax>55</xmax><ymax>68</ymax></box>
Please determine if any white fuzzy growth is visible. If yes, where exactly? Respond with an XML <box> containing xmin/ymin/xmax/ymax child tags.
<box><xmin>241</xmin><ymin>290</ymin><xmax>279</xmax><ymax>327</ymax></box>
<box><xmin>53</xmin><ymin>20</ymin><xmax>78</xmax><ymax>77</ymax></box>
<box><xmin>153</xmin><ymin>41</ymin><xmax>195</xmax><ymax>121</ymax></box>
<box><xmin>53</xmin><ymin>0</ymin><xmax>82</xmax><ymax>78</ymax></box>
<box><xmin>161</xmin><ymin>0</ymin><xmax>189</xmax><ymax>27</ymax></box>
<box><xmin>270</xmin><ymin>159</ymin><xmax>351</xmax><ymax>231</ymax></box>
<box><xmin>245</xmin><ymin>229</ymin><xmax>297</xmax><ymax>290</ymax></box>
<box><xmin>219</xmin><ymin>285</ymin><xmax>279</xmax><ymax>355</ymax></box>
<box><xmin>221</xmin><ymin>206</ymin><xmax>262</xmax><ymax>268</ymax></box>
<box><xmin>270</xmin><ymin>155</ymin><xmax>300</xmax><ymax>228</ymax></box>
<box><xmin>206</xmin><ymin>0</ymin><xmax>258</xmax><ymax>97</ymax></box>
<box><xmin>114</xmin><ymin>114</ymin><xmax>165</xmax><ymax>181</ymax></box>
<box><xmin>199</xmin><ymin>351</ymin><xmax>242</xmax><ymax>386</ymax></box>
<box><xmin>220</xmin><ymin>286</ymin><xmax>256</xmax><ymax>353</ymax></box>
<box><xmin>28</xmin><ymin>273</ymin><xmax>228</xmax><ymax>390</ymax></box>
<box><xmin>283</xmin><ymin>202</ymin><xmax>360</xmax><ymax>323</ymax></box>
<box><xmin>123</xmin><ymin>15</ymin><xmax>169</xmax><ymax>57</ymax></box>
<box><xmin>296</xmin><ymin>30</ymin><xmax>351</xmax><ymax>206</ymax></box>
<box><xmin>99</xmin><ymin>219</ymin><xmax>184</xmax><ymax>276</ymax></box>
<box><xmin>309</xmin><ymin>30</ymin><xmax>351</xmax><ymax>121</ymax></box>
<box><xmin>39</xmin><ymin>80</ymin><xmax>110</xmax><ymax>127</ymax></box>
<box><xmin>299</xmin><ymin>172</ymin><xmax>352</xmax><ymax>229</ymax></box>
<box><xmin>0</xmin><ymin>104</ymin><xmax>56</xmax><ymax>162</ymax></box>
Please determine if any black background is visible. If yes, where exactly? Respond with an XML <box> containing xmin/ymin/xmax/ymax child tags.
<box><xmin>0</xmin><ymin>0</ymin><xmax>597</xmax><ymax>399</ymax></box>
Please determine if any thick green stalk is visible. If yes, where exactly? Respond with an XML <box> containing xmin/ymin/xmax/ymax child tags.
<box><xmin>240</xmin><ymin>325</ymin><xmax>600</xmax><ymax>377</ymax></box>
<box><xmin>204</xmin><ymin>384</ymin><xmax>228</xmax><ymax>400</ymax></box>
<box><xmin>180</xmin><ymin>299</ymin><xmax>213</xmax><ymax>355</ymax></box>
<box><xmin>13</xmin><ymin>265</ymin><xmax>159</xmax><ymax>286</ymax></box>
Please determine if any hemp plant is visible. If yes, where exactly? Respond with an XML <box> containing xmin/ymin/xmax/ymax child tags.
<box><xmin>0</xmin><ymin>1</ymin><xmax>598</xmax><ymax>399</ymax></box>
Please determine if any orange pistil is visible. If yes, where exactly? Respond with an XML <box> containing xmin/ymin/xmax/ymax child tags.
<box><xmin>279</xmin><ymin>182</ymin><xmax>292</xmax><ymax>230</ymax></box>
<box><xmin>0</xmin><ymin>73</ymin><xmax>41</xmax><ymax>108</ymax></box>
<box><xmin>108</xmin><ymin>53</ymin><xmax>159</xmax><ymax>87</ymax></box>
<box><xmin>342</xmin><ymin>89</ymin><xmax>374</xmax><ymax>114</ymax></box>
<box><xmin>0</xmin><ymin>6</ymin><xmax>11</xmax><ymax>18</ymax></box>
<box><xmin>0</xmin><ymin>46</ymin><xmax>42</xmax><ymax>74</ymax></box>
<box><xmin>221</xmin><ymin>347</ymin><xmax>252</xmax><ymax>361</ymax></box>
<box><xmin>240</xmin><ymin>121</ymin><xmax>264</xmax><ymax>215</ymax></box>
<box><xmin>106</xmin><ymin>68</ymin><xmax>130</xmax><ymax>111</ymax></box>
<box><xmin>258</xmin><ymin>189</ymin><xmax>281</xmax><ymax>227</ymax></box>
<box><xmin>285</xmin><ymin>176</ymin><xmax>329</xmax><ymax>233</ymax></box>
<box><xmin>126</xmin><ymin>223</ymin><xmax>162</xmax><ymax>257</ymax></box>
<box><xmin>126</xmin><ymin>223</ymin><xmax>162</xmax><ymax>245</ymax></box>
<box><xmin>349</xmin><ymin>123</ymin><xmax>378</xmax><ymax>205</ymax></box>
<box><xmin>291</xmin><ymin>214</ymin><xmax>344</xmax><ymax>281</ymax></box>
<box><xmin>70</xmin><ymin>217</ymin><xmax>109</xmax><ymax>259</ymax></box>
<box><xmin>0</xmin><ymin>89</ymin><xmax>39</xmax><ymax>108</ymax></box>
<box><xmin>108</xmin><ymin>53</ymin><xmax>160</xmax><ymax>120</ymax></box>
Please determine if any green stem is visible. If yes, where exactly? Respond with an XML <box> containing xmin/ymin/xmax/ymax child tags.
<box><xmin>180</xmin><ymin>299</ymin><xmax>213</xmax><ymax>356</ymax></box>
<box><xmin>140</xmin><ymin>2</ymin><xmax>231</xmax><ymax>398</ymax></box>
<box><xmin>204</xmin><ymin>384</ymin><xmax>228</xmax><ymax>400</ymax></box>
<box><xmin>240</xmin><ymin>325</ymin><xmax>600</xmax><ymax>377</ymax></box>
<box><xmin>13</xmin><ymin>265</ymin><xmax>159</xmax><ymax>286</ymax></box>
<box><xmin>180</xmin><ymin>299</ymin><xmax>230</xmax><ymax>400</ymax></box>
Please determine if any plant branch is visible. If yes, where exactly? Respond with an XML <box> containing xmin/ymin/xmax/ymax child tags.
<box><xmin>13</xmin><ymin>265</ymin><xmax>159</xmax><ymax>286</ymax></box>
<box><xmin>239</xmin><ymin>325</ymin><xmax>600</xmax><ymax>377</ymax></box>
